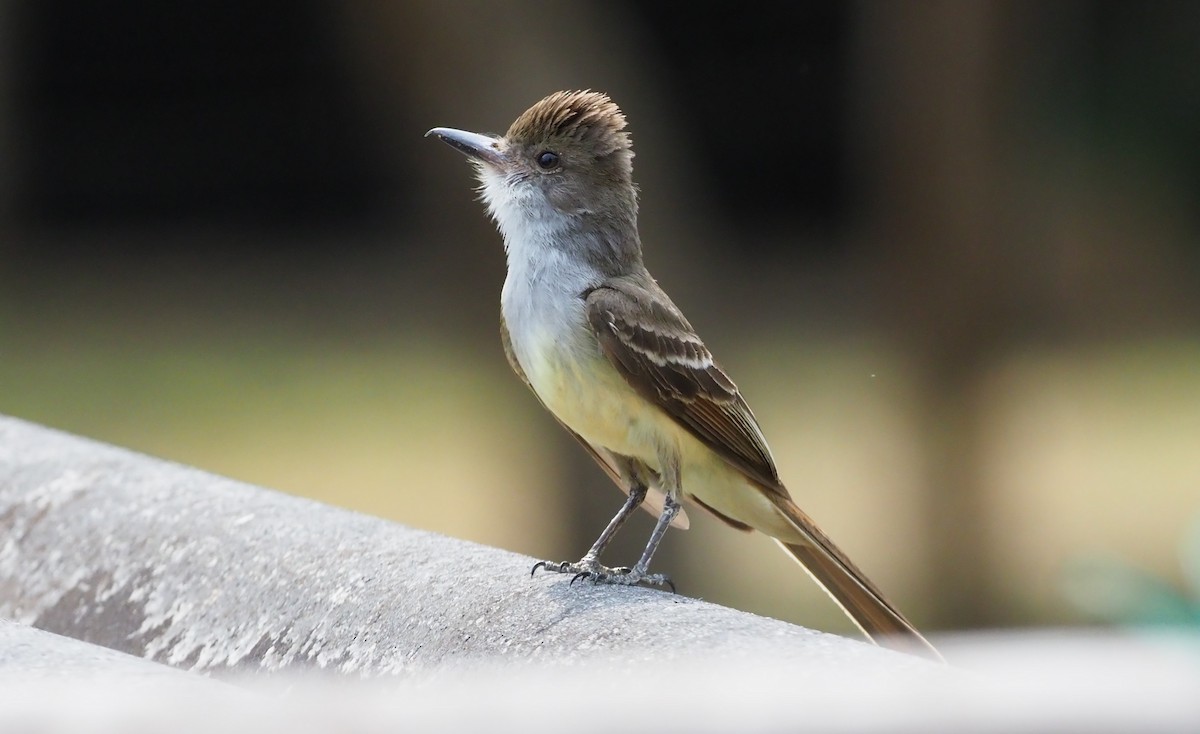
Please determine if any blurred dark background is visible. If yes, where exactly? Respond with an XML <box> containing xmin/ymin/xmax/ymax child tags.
<box><xmin>2</xmin><ymin>1</ymin><xmax>1198</xmax><ymax>637</ymax></box>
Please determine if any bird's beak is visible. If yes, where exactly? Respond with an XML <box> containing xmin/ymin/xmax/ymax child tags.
<box><xmin>425</xmin><ymin>127</ymin><xmax>506</xmax><ymax>167</ymax></box>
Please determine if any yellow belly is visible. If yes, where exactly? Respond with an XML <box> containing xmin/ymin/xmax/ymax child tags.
<box><xmin>518</xmin><ymin>329</ymin><xmax>800</xmax><ymax>541</ymax></box>
<box><xmin>522</xmin><ymin>335</ymin><xmax>680</xmax><ymax>466</ymax></box>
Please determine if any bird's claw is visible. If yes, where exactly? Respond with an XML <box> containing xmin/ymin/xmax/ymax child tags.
<box><xmin>532</xmin><ymin>559</ymin><xmax>675</xmax><ymax>592</ymax></box>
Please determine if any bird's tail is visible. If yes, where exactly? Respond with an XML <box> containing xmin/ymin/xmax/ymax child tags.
<box><xmin>772</xmin><ymin>498</ymin><xmax>943</xmax><ymax>661</ymax></box>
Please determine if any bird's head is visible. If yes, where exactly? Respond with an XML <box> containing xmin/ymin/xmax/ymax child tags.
<box><xmin>427</xmin><ymin>91</ymin><xmax>638</xmax><ymax>249</ymax></box>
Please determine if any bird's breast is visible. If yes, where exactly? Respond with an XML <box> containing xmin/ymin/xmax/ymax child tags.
<box><xmin>502</xmin><ymin>277</ymin><xmax>673</xmax><ymax>466</ymax></box>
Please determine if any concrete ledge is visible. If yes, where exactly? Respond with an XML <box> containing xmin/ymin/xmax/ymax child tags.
<box><xmin>0</xmin><ymin>415</ymin><xmax>923</xmax><ymax>678</ymax></box>
<box><xmin>0</xmin><ymin>617</ymin><xmax>227</xmax><ymax>686</ymax></box>
<box><xmin>1</xmin><ymin>630</ymin><xmax>1199</xmax><ymax>732</ymax></box>
<box><xmin>4</xmin><ymin>416</ymin><xmax>1200</xmax><ymax>732</ymax></box>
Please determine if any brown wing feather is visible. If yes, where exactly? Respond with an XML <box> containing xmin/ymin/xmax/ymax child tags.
<box><xmin>584</xmin><ymin>276</ymin><xmax>785</xmax><ymax>496</ymax></box>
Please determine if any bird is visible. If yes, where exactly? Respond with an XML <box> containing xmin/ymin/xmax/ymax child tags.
<box><xmin>426</xmin><ymin>90</ymin><xmax>940</xmax><ymax>659</ymax></box>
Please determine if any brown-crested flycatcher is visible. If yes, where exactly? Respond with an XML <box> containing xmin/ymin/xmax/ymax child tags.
<box><xmin>427</xmin><ymin>91</ymin><xmax>940</xmax><ymax>659</ymax></box>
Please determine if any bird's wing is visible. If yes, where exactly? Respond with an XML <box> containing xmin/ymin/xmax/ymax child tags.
<box><xmin>500</xmin><ymin>316</ymin><xmax>689</xmax><ymax>529</ymax></box>
<box><xmin>583</xmin><ymin>275</ymin><xmax>786</xmax><ymax>496</ymax></box>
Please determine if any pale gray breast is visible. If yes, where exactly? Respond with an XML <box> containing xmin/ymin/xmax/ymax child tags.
<box><xmin>502</xmin><ymin>245</ymin><xmax>601</xmax><ymax>356</ymax></box>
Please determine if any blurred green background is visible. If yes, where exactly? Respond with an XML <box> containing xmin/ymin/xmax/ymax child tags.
<box><xmin>2</xmin><ymin>1</ymin><xmax>1199</xmax><ymax>638</ymax></box>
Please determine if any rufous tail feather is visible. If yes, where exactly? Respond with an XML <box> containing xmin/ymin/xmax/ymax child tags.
<box><xmin>773</xmin><ymin>499</ymin><xmax>942</xmax><ymax>661</ymax></box>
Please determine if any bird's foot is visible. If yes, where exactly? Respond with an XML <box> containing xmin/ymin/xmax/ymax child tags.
<box><xmin>531</xmin><ymin>559</ymin><xmax>675</xmax><ymax>593</ymax></box>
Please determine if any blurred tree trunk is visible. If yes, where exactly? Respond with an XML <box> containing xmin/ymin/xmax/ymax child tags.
<box><xmin>852</xmin><ymin>1</ymin><xmax>1028</xmax><ymax>628</ymax></box>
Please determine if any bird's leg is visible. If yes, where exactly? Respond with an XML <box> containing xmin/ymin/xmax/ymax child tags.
<box><xmin>626</xmin><ymin>492</ymin><xmax>680</xmax><ymax>585</ymax></box>
<box><xmin>580</xmin><ymin>481</ymin><xmax>648</xmax><ymax>566</ymax></box>
<box><xmin>572</xmin><ymin>488</ymin><xmax>679</xmax><ymax>591</ymax></box>
<box><xmin>610</xmin><ymin>455</ymin><xmax>682</xmax><ymax>589</ymax></box>
<box><xmin>532</xmin><ymin>481</ymin><xmax>647</xmax><ymax>580</ymax></box>
<box><xmin>534</xmin><ymin>458</ymin><xmax>680</xmax><ymax>592</ymax></box>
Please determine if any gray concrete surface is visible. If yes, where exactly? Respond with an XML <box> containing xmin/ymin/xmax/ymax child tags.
<box><xmin>0</xmin><ymin>616</ymin><xmax>218</xmax><ymax>683</ymax></box>
<box><xmin>3</xmin><ymin>415</ymin><xmax>1200</xmax><ymax>732</ymax></box>
<box><xmin>0</xmin><ymin>414</ymin><xmax>925</xmax><ymax>678</ymax></box>
<box><xmin>1</xmin><ymin>631</ymin><xmax>1199</xmax><ymax>732</ymax></box>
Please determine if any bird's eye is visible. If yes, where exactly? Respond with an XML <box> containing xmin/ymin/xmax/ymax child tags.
<box><xmin>536</xmin><ymin>151</ymin><xmax>560</xmax><ymax>170</ymax></box>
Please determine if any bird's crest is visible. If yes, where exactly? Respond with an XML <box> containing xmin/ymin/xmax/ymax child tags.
<box><xmin>506</xmin><ymin>90</ymin><xmax>631</xmax><ymax>156</ymax></box>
